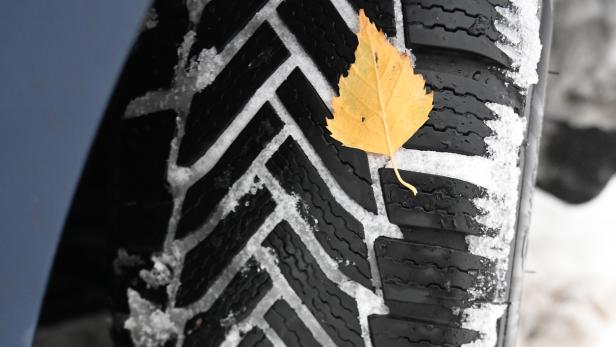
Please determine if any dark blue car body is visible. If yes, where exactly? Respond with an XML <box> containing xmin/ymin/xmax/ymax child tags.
<box><xmin>0</xmin><ymin>1</ymin><xmax>148</xmax><ymax>345</ymax></box>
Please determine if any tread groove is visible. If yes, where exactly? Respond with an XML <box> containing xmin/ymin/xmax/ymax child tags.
<box><xmin>238</xmin><ymin>327</ymin><xmax>274</xmax><ymax>347</ymax></box>
<box><xmin>176</xmin><ymin>103</ymin><xmax>283</xmax><ymax>238</ymax></box>
<box><xmin>176</xmin><ymin>188</ymin><xmax>276</xmax><ymax>307</ymax></box>
<box><xmin>266</xmin><ymin>138</ymin><xmax>373</xmax><ymax>288</ymax></box>
<box><xmin>277</xmin><ymin>68</ymin><xmax>377</xmax><ymax>213</ymax></box>
<box><xmin>183</xmin><ymin>258</ymin><xmax>272</xmax><ymax>347</ymax></box>
<box><xmin>177</xmin><ymin>23</ymin><xmax>289</xmax><ymax>166</ymax></box>
<box><xmin>265</xmin><ymin>300</ymin><xmax>321</xmax><ymax>347</ymax></box>
<box><xmin>277</xmin><ymin>0</ymin><xmax>357</xmax><ymax>90</ymax></box>
<box><xmin>189</xmin><ymin>0</ymin><xmax>268</xmax><ymax>56</ymax></box>
<box><xmin>263</xmin><ymin>221</ymin><xmax>365</xmax><ymax>347</ymax></box>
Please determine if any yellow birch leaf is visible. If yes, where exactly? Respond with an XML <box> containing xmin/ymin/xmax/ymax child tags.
<box><xmin>327</xmin><ymin>10</ymin><xmax>433</xmax><ymax>195</ymax></box>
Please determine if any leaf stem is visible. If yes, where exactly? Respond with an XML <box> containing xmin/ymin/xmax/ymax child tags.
<box><xmin>368</xmin><ymin>34</ymin><xmax>418</xmax><ymax>195</ymax></box>
<box><xmin>389</xmin><ymin>150</ymin><xmax>418</xmax><ymax>195</ymax></box>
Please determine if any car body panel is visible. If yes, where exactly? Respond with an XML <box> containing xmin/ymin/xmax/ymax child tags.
<box><xmin>0</xmin><ymin>1</ymin><xmax>148</xmax><ymax>345</ymax></box>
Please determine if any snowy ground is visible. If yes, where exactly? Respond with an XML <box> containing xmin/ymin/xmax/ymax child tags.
<box><xmin>518</xmin><ymin>179</ymin><xmax>616</xmax><ymax>347</ymax></box>
<box><xmin>520</xmin><ymin>0</ymin><xmax>616</xmax><ymax>343</ymax></box>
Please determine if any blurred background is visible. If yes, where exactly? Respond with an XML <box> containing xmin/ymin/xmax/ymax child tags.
<box><xmin>31</xmin><ymin>0</ymin><xmax>616</xmax><ymax>346</ymax></box>
<box><xmin>519</xmin><ymin>0</ymin><xmax>616</xmax><ymax>346</ymax></box>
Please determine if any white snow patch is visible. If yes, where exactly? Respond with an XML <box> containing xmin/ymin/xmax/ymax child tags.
<box><xmin>367</xmin><ymin>154</ymin><xmax>389</xmax><ymax>216</ymax></box>
<box><xmin>168</xmin><ymin>166</ymin><xmax>192</xmax><ymax>188</ymax></box>
<box><xmin>140</xmin><ymin>246</ymin><xmax>183</xmax><ymax>290</ymax></box>
<box><xmin>190</xmin><ymin>0</ymin><xmax>283</xmax><ymax>92</ymax></box>
<box><xmin>519</xmin><ymin>180</ymin><xmax>616</xmax><ymax>347</ymax></box>
<box><xmin>362</xmin><ymin>212</ymin><xmax>403</xmax><ymax>291</ymax></box>
<box><xmin>219</xmin><ymin>289</ymin><xmax>284</xmax><ymax>347</ymax></box>
<box><xmin>461</xmin><ymin>303</ymin><xmax>507</xmax><ymax>347</ymax></box>
<box><xmin>258</xmin><ymin>323</ymin><xmax>286</xmax><ymax>347</ymax></box>
<box><xmin>366</xmin><ymin>154</ymin><xmax>405</xmax><ymax>293</ymax></box>
<box><xmin>467</xmin><ymin>103</ymin><xmax>526</xmax><ymax>293</ymax></box>
<box><xmin>220</xmin><ymin>312</ymin><xmax>237</xmax><ymax>328</ymax></box>
<box><xmin>329</xmin><ymin>0</ymin><xmax>358</xmax><ymax>32</ymax></box>
<box><xmin>186</xmin><ymin>0</ymin><xmax>212</xmax><ymax>24</ymax></box>
<box><xmin>340</xmin><ymin>281</ymin><xmax>389</xmax><ymax>347</ymax></box>
<box><xmin>125</xmin><ymin>289</ymin><xmax>181</xmax><ymax>347</ymax></box>
<box><xmin>195</xmin><ymin>48</ymin><xmax>226</xmax><ymax>90</ymax></box>
<box><xmin>260</xmin><ymin>172</ymin><xmax>347</xmax><ymax>278</ymax></box>
<box><xmin>176</xmin><ymin>30</ymin><xmax>197</xmax><ymax>75</ymax></box>
<box><xmin>459</xmin><ymin>103</ymin><xmax>526</xmax><ymax>346</ymax></box>
<box><xmin>392</xmin><ymin>0</ymin><xmax>406</xmax><ymax>51</ymax></box>
<box><xmin>125</xmin><ymin>0</ymin><xmax>286</xmax><ymax>120</ymax></box>
<box><xmin>269</xmin><ymin>14</ymin><xmax>335</xmax><ymax>106</ymax></box>
<box><xmin>139</xmin><ymin>256</ymin><xmax>172</xmax><ymax>288</ymax></box>
<box><xmin>187</xmin><ymin>58</ymin><xmax>296</xmax><ymax>184</ymax></box>
<box><xmin>257</xmin><ymin>248</ymin><xmax>338</xmax><ymax>347</ymax></box>
<box><xmin>393</xmin><ymin>149</ymin><xmax>496</xmax><ymax>192</ymax></box>
<box><xmin>183</xmin><ymin>208</ymin><xmax>283</xmax><ymax>315</ymax></box>
<box><xmin>123</xmin><ymin>30</ymin><xmax>197</xmax><ymax>119</ymax></box>
<box><xmin>176</xmin><ymin>130</ymin><xmax>286</xmax><ymax>250</ymax></box>
<box><xmin>495</xmin><ymin>0</ymin><xmax>542</xmax><ymax>89</ymax></box>
<box><xmin>165</xmin><ymin>115</ymin><xmax>190</xmax><ymax>246</ymax></box>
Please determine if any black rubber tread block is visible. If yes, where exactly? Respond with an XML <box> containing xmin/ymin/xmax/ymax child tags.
<box><xmin>176</xmin><ymin>188</ymin><xmax>276</xmax><ymax>307</ymax></box>
<box><xmin>425</xmin><ymin>108</ymin><xmax>493</xmax><ymax>140</ymax></box>
<box><xmin>114</xmin><ymin>110</ymin><xmax>176</xmax><ymax>252</ymax></box>
<box><xmin>403</xmin><ymin>0</ymin><xmax>505</xmax><ymax>17</ymax></box>
<box><xmin>177</xmin><ymin>23</ymin><xmax>290</xmax><ymax>166</ymax></box>
<box><xmin>402</xmin><ymin>0</ymin><xmax>510</xmax><ymax>67</ymax></box>
<box><xmin>404</xmin><ymin>51</ymin><xmax>521</xmax><ymax>156</ymax></box>
<box><xmin>414</xmin><ymin>51</ymin><xmax>522</xmax><ymax>111</ymax></box>
<box><xmin>348</xmin><ymin>0</ymin><xmax>396</xmax><ymax>35</ymax></box>
<box><xmin>432</xmin><ymin>89</ymin><xmax>496</xmax><ymax>121</ymax></box>
<box><xmin>379</xmin><ymin>169</ymin><xmax>485</xmax><ymax>236</ymax></box>
<box><xmin>381</xmin><ymin>299</ymin><xmax>463</xmax><ymax>328</ymax></box>
<box><xmin>189</xmin><ymin>0</ymin><xmax>268</xmax><ymax>57</ymax></box>
<box><xmin>264</xmin><ymin>300</ymin><xmax>320</xmax><ymax>347</ymax></box>
<box><xmin>369</xmin><ymin>315</ymin><xmax>480</xmax><ymax>347</ymax></box>
<box><xmin>266</xmin><ymin>138</ymin><xmax>373</xmax><ymax>289</ymax></box>
<box><xmin>183</xmin><ymin>258</ymin><xmax>272</xmax><ymax>347</ymax></box>
<box><xmin>176</xmin><ymin>103</ymin><xmax>283</xmax><ymax>239</ymax></box>
<box><xmin>404</xmin><ymin>1</ymin><xmax>500</xmax><ymax>40</ymax></box>
<box><xmin>375</xmin><ymin>237</ymin><xmax>496</xmax><ymax>316</ymax></box>
<box><xmin>116</xmin><ymin>0</ymin><xmax>188</xmax><ymax>107</ymax></box>
<box><xmin>277</xmin><ymin>68</ymin><xmax>377</xmax><ymax>213</ymax></box>
<box><xmin>277</xmin><ymin>0</ymin><xmax>357</xmax><ymax>90</ymax></box>
<box><xmin>408</xmin><ymin>118</ymin><xmax>489</xmax><ymax>157</ymax></box>
<box><xmin>263</xmin><ymin>221</ymin><xmax>365</xmax><ymax>347</ymax></box>
<box><xmin>399</xmin><ymin>226</ymin><xmax>469</xmax><ymax>252</ymax></box>
<box><xmin>416</xmin><ymin>87</ymin><xmax>498</xmax><ymax>155</ymax></box>
<box><xmin>237</xmin><ymin>327</ymin><xmax>273</xmax><ymax>347</ymax></box>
